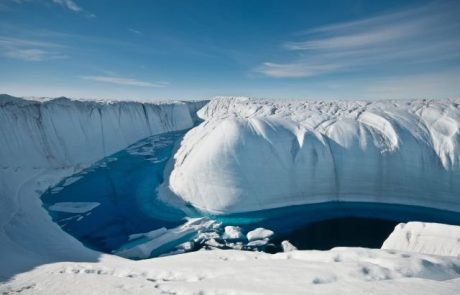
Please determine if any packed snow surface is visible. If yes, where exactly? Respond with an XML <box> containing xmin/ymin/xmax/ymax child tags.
<box><xmin>169</xmin><ymin>97</ymin><xmax>460</xmax><ymax>213</ymax></box>
<box><xmin>2</xmin><ymin>247</ymin><xmax>460</xmax><ymax>294</ymax></box>
<box><xmin>382</xmin><ymin>222</ymin><xmax>460</xmax><ymax>257</ymax></box>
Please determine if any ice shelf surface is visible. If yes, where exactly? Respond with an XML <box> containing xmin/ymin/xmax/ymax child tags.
<box><xmin>382</xmin><ymin>222</ymin><xmax>460</xmax><ymax>257</ymax></box>
<box><xmin>169</xmin><ymin>97</ymin><xmax>460</xmax><ymax>213</ymax></box>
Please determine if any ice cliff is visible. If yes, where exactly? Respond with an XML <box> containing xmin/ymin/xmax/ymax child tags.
<box><xmin>169</xmin><ymin>97</ymin><xmax>460</xmax><ymax>213</ymax></box>
<box><xmin>0</xmin><ymin>94</ymin><xmax>205</xmax><ymax>169</ymax></box>
<box><xmin>0</xmin><ymin>94</ymin><xmax>205</xmax><ymax>278</ymax></box>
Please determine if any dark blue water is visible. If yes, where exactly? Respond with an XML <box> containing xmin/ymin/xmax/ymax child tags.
<box><xmin>41</xmin><ymin>130</ymin><xmax>192</xmax><ymax>254</ymax></box>
<box><xmin>41</xmin><ymin>130</ymin><xmax>460</xmax><ymax>258</ymax></box>
<box><xmin>211</xmin><ymin>202</ymin><xmax>460</xmax><ymax>252</ymax></box>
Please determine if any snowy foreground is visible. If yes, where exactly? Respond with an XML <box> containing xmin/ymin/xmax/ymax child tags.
<box><xmin>1</xmin><ymin>95</ymin><xmax>460</xmax><ymax>294</ymax></box>
<box><xmin>3</xmin><ymin>246</ymin><xmax>460</xmax><ymax>295</ymax></box>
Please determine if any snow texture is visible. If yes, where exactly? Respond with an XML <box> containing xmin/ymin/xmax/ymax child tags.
<box><xmin>169</xmin><ymin>97</ymin><xmax>460</xmax><ymax>213</ymax></box>
<box><xmin>222</xmin><ymin>226</ymin><xmax>244</xmax><ymax>240</ymax></box>
<box><xmin>2</xmin><ymin>248</ymin><xmax>460</xmax><ymax>294</ymax></box>
<box><xmin>281</xmin><ymin>240</ymin><xmax>298</xmax><ymax>252</ymax></box>
<box><xmin>382</xmin><ymin>222</ymin><xmax>460</xmax><ymax>257</ymax></box>
<box><xmin>246</xmin><ymin>227</ymin><xmax>274</xmax><ymax>241</ymax></box>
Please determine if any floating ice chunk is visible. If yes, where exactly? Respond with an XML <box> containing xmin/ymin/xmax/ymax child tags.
<box><xmin>225</xmin><ymin>241</ymin><xmax>244</xmax><ymax>250</ymax></box>
<box><xmin>195</xmin><ymin>231</ymin><xmax>220</xmax><ymax>242</ymax></box>
<box><xmin>222</xmin><ymin>226</ymin><xmax>244</xmax><ymax>240</ymax></box>
<box><xmin>205</xmin><ymin>238</ymin><xmax>224</xmax><ymax>248</ymax></box>
<box><xmin>281</xmin><ymin>240</ymin><xmax>298</xmax><ymax>252</ymax></box>
<box><xmin>61</xmin><ymin>176</ymin><xmax>83</xmax><ymax>187</ymax></box>
<box><xmin>48</xmin><ymin>202</ymin><xmax>100</xmax><ymax>214</ymax></box>
<box><xmin>246</xmin><ymin>228</ymin><xmax>274</xmax><ymax>241</ymax></box>
<box><xmin>115</xmin><ymin>218</ymin><xmax>218</xmax><ymax>259</ymax></box>
<box><xmin>177</xmin><ymin>241</ymin><xmax>194</xmax><ymax>251</ymax></box>
<box><xmin>50</xmin><ymin>187</ymin><xmax>64</xmax><ymax>194</ymax></box>
<box><xmin>247</xmin><ymin>239</ymin><xmax>269</xmax><ymax>247</ymax></box>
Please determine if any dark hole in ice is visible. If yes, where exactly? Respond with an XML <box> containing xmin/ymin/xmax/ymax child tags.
<box><xmin>272</xmin><ymin>217</ymin><xmax>399</xmax><ymax>251</ymax></box>
<box><xmin>217</xmin><ymin>201</ymin><xmax>460</xmax><ymax>254</ymax></box>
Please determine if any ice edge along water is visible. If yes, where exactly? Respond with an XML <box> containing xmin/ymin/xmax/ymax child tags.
<box><xmin>0</xmin><ymin>94</ymin><xmax>206</xmax><ymax>279</ymax></box>
<box><xmin>1</xmin><ymin>94</ymin><xmax>460</xmax><ymax>294</ymax></box>
<box><xmin>169</xmin><ymin>97</ymin><xmax>460</xmax><ymax>214</ymax></box>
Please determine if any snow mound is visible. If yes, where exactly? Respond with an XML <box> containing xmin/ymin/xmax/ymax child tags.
<box><xmin>169</xmin><ymin>97</ymin><xmax>460</xmax><ymax>213</ymax></box>
<box><xmin>382</xmin><ymin>222</ymin><xmax>460</xmax><ymax>257</ymax></box>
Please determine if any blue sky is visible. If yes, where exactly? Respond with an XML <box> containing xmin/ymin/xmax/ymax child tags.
<box><xmin>0</xmin><ymin>0</ymin><xmax>459</xmax><ymax>100</ymax></box>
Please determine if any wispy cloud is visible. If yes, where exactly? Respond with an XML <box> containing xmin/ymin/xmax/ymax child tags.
<box><xmin>2</xmin><ymin>0</ymin><xmax>93</xmax><ymax>16</ymax></box>
<box><xmin>256</xmin><ymin>1</ymin><xmax>460</xmax><ymax>78</ymax></box>
<box><xmin>51</xmin><ymin>0</ymin><xmax>81</xmax><ymax>12</ymax></box>
<box><xmin>0</xmin><ymin>36</ymin><xmax>67</xmax><ymax>61</ymax></box>
<box><xmin>81</xmin><ymin>75</ymin><xmax>169</xmax><ymax>88</ymax></box>
<box><xmin>128</xmin><ymin>28</ymin><xmax>143</xmax><ymax>36</ymax></box>
<box><xmin>257</xmin><ymin>62</ymin><xmax>342</xmax><ymax>78</ymax></box>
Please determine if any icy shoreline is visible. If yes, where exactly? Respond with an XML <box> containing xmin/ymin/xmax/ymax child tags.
<box><xmin>0</xmin><ymin>95</ymin><xmax>205</xmax><ymax>280</ymax></box>
<box><xmin>170</xmin><ymin>97</ymin><xmax>460</xmax><ymax>213</ymax></box>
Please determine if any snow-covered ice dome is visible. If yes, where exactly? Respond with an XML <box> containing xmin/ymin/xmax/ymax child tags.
<box><xmin>169</xmin><ymin>97</ymin><xmax>460</xmax><ymax>213</ymax></box>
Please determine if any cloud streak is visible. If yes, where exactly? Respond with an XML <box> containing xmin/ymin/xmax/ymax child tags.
<box><xmin>51</xmin><ymin>0</ymin><xmax>81</xmax><ymax>12</ymax></box>
<box><xmin>0</xmin><ymin>36</ymin><xmax>67</xmax><ymax>61</ymax></box>
<box><xmin>82</xmin><ymin>75</ymin><xmax>169</xmax><ymax>88</ymax></box>
<box><xmin>257</xmin><ymin>1</ymin><xmax>460</xmax><ymax>78</ymax></box>
<box><xmin>3</xmin><ymin>0</ymin><xmax>91</xmax><ymax>15</ymax></box>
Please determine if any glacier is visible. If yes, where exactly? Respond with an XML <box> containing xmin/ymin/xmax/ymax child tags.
<box><xmin>1</xmin><ymin>94</ymin><xmax>460</xmax><ymax>294</ymax></box>
<box><xmin>169</xmin><ymin>97</ymin><xmax>460</xmax><ymax>213</ymax></box>
<box><xmin>0</xmin><ymin>94</ymin><xmax>205</xmax><ymax>279</ymax></box>
<box><xmin>0</xmin><ymin>94</ymin><xmax>205</xmax><ymax>169</ymax></box>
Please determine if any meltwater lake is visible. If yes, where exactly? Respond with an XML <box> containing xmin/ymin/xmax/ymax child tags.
<box><xmin>41</xmin><ymin>130</ymin><xmax>460</xmax><ymax>259</ymax></box>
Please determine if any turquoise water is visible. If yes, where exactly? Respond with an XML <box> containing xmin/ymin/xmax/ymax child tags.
<box><xmin>41</xmin><ymin>130</ymin><xmax>460</xmax><ymax>258</ymax></box>
<box><xmin>41</xmin><ymin>130</ymin><xmax>192</xmax><ymax>253</ymax></box>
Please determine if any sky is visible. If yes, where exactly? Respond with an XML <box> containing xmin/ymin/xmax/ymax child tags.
<box><xmin>0</xmin><ymin>0</ymin><xmax>459</xmax><ymax>100</ymax></box>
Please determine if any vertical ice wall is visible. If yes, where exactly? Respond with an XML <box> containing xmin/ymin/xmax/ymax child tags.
<box><xmin>0</xmin><ymin>94</ymin><xmax>205</xmax><ymax>169</ymax></box>
<box><xmin>0</xmin><ymin>94</ymin><xmax>206</xmax><ymax>278</ymax></box>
